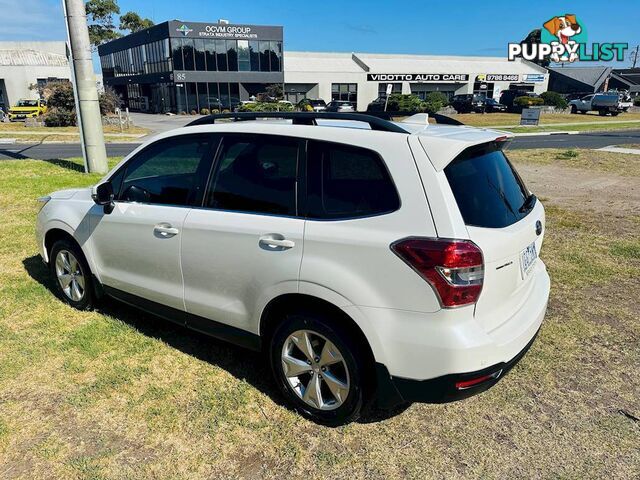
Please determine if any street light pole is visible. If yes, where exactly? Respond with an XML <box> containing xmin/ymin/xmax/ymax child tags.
<box><xmin>62</xmin><ymin>0</ymin><xmax>108</xmax><ymax>174</ymax></box>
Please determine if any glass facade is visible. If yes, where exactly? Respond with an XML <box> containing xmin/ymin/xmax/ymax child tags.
<box><xmin>100</xmin><ymin>39</ymin><xmax>172</xmax><ymax>78</ymax></box>
<box><xmin>170</xmin><ymin>38</ymin><xmax>283</xmax><ymax>72</ymax></box>
<box><xmin>175</xmin><ymin>82</ymin><xmax>241</xmax><ymax>113</ymax></box>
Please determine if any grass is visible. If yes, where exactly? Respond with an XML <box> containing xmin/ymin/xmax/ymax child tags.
<box><xmin>507</xmin><ymin>148</ymin><xmax>640</xmax><ymax>177</ymax></box>
<box><xmin>0</xmin><ymin>154</ymin><xmax>639</xmax><ymax>478</ymax></box>
<box><xmin>452</xmin><ymin>111</ymin><xmax>640</xmax><ymax>127</ymax></box>
<box><xmin>0</xmin><ymin>122</ymin><xmax>149</xmax><ymax>143</ymax></box>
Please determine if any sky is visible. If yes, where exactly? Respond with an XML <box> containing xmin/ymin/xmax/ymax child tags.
<box><xmin>2</xmin><ymin>0</ymin><xmax>639</xmax><ymax>66</ymax></box>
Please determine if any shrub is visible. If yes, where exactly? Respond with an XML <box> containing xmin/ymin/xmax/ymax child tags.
<box><xmin>44</xmin><ymin>108</ymin><xmax>77</xmax><ymax>127</ymax></box>
<box><xmin>99</xmin><ymin>86</ymin><xmax>122</xmax><ymax>115</ymax></box>
<box><xmin>200</xmin><ymin>108</ymin><xmax>210</xmax><ymax>115</ymax></box>
<box><xmin>514</xmin><ymin>96</ymin><xmax>544</xmax><ymax>107</ymax></box>
<box><xmin>424</xmin><ymin>91</ymin><xmax>449</xmax><ymax>107</ymax></box>
<box><xmin>46</xmin><ymin>82</ymin><xmax>75</xmax><ymax>111</ymax></box>
<box><xmin>190</xmin><ymin>110</ymin><xmax>197</xmax><ymax>115</ymax></box>
<box><xmin>238</xmin><ymin>102</ymin><xmax>294</xmax><ymax>112</ymax></box>
<box><xmin>210</xmin><ymin>109</ymin><xmax>220</xmax><ymax>114</ymax></box>
<box><xmin>634</xmin><ymin>97</ymin><xmax>640</xmax><ymax>106</ymax></box>
<box><xmin>179</xmin><ymin>111</ymin><xmax>187</xmax><ymax>115</ymax></box>
<box><xmin>386</xmin><ymin>94</ymin><xmax>422</xmax><ymax>113</ymax></box>
<box><xmin>540</xmin><ymin>91</ymin><xmax>568</xmax><ymax>109</ymax></box>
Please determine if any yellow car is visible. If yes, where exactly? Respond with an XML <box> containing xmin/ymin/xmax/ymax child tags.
<box><xmin>8</xmin><ymin>99</ymin><xmax>48</xmax><ymax>121</ymax></box>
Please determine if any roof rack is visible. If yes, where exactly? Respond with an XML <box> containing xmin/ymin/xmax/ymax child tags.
<box><xmin>368</xmin><ymin>111</ymin><xmax>464</xmax><ymax>126</ymax></box>
<box><xmin>186</xmin><ymin>112</ymin><xmax>410</xmax><ymax>133</ymax></box>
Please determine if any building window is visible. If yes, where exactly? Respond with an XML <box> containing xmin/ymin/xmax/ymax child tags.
<box><xmin>378</xmin><ymin>83</ymin><xmax>402</xmax><ymax>97</ymax></box>
<box><xmin>227</xmin><ymin>40</ymin><xmax>238</xmax><ymax>71</ymax></box>
<box><xmin>195</xmin><ymin>39</ymin><xmax>206</xmax><ymax>71</ymax></box>
<box><xmin>249</xmin><ymin>41</ymin><xmax>260</xmax><ymax>71</ymax></box>
<box><xmin>331</xmin><ymin>83</ymin><xmax>357</xmax><ymax>104</ymax></box>
<box><xmin>172</xmin><ymin>38</ymin><xmax>184</xmax><ymax>71</ymax></box>
<box><xmin>473</xmin><ymin>81</ymin><xmax>494</xmax><ymax>99</ymax></box>
<box><xmin>237</xmin><ymin>40</ymin><xmax>250</xmax><ymax>71</ymax></box>
<box><xmin>259</xmin><ymin>41</ymin><xmax>271</xmax><ymax>72</ymax></box>
<box><xmin>216</xmin><ymin>39</ymin><xmax>228</xmax><ymax>71</ymax></box>
<box><xmin>205</xmin><ymin>39</ymin><xmax>216</xmax><ymax>71</ymax></box>
<box><xmin>270</xmin><ymin>41</ymin><xmax>281</xmax><ymax>72</ymax></box>
<box><xmin>183</xmin><ymin>39</ymin><xmax>195</xmax><ymax>71</ymax></box>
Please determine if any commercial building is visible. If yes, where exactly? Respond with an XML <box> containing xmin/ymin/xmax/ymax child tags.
<box><xmin>98</xmin><ymin>20</ymin><xmax>283</xmax><ymax>113</ymax></box>
<box><xmin>98</xmin><ymin>20</ymin><xmax>549</xmax><ymax>113</ymax></box>
<box><xmin>284</xmin><ymin>52</ymin><xmax>549</xmax><ymax>111</ymax></box>
<box><xmin>0</xmin><ymin>42</ymin><xmax>71</xmax><ymax>110</ymax></box>
<box><xmin>548</xmin><ymin>66</ymin><xmax>640</xmax><ymax>97</ymax></box>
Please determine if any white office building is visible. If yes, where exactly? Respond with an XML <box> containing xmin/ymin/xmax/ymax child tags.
<box><xmin>284</xmin><ymin>51</ymin><xmax>549</xmax><ymax>111</ymax></box>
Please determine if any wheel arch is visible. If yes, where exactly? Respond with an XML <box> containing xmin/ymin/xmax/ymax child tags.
<box><xmin>259</xmin><ymin>293</ymin><xmax>378</xmax><ymax>374</ymax></box>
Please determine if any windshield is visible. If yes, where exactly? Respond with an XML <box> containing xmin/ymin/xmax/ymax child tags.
<box><xmin>445</xmin><ymin>143</ymin><xmax>533</xmax><ymax>228</ymax></box>
<box><xmin>17</xmin><ymin>100</ymin><xmax>38</xmax><ymax>107</ymax></box>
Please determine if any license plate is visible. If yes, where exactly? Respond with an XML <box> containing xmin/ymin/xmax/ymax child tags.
<box><xmin>520</xmin><ymin>242</ymin><xmax>538</xmax><ymax>279</ymax></box>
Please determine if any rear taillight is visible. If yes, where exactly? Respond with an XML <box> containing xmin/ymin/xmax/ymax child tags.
<box><xmin>391</xmin><ymin>237</ymin><xmax>484</xmax><ymax>308</ymax></box>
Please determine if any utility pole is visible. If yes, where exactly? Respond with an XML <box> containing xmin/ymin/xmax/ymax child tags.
<box><xmin>63</xmin><ymin>0</ymin><xmax>108</xmax><ymax>174</ymax></box>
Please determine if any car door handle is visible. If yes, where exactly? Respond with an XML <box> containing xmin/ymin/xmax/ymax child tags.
<box><xmin>259</xmin><ymin>235</ymin><xmax>295</xmax><ymax>249</ymax></box>
<box><xmin>154</xmin><ymin>223</ymin><xmax>180</xmax><ymax>238</ymax></box>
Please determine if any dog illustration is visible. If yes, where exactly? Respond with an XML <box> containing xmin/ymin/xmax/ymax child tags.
<box><xmin>543</xmin><ymin>14</ymin><xmax>582</xmax><ymax>62</ymax></box>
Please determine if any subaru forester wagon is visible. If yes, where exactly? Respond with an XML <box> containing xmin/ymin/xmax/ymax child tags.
<box><xmin>36</xmin><ymin>113</ymin><xmax>549</xmax><ymax>425</ymax></box>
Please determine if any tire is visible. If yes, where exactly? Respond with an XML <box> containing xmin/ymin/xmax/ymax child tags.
<box><xmin>269</xmin><ymin>311</ymin><xmax>368</xmax><ymax>425</ymax></box>
<box><xmin>570</xmin><ymin>105</ymin><xmax>577</xmax><ymax>114</ymax></box>
<box><xmin>49</xmin><ymin>239</ymin><xmax>95</xmax><ymax>310</ymax></box>
<box><xmin>611</xmin><ymin>111</ymin><xmax>620</xmax><ymax>117</ymax></box>
<box><xmin>598</xmin><ymin>110</ymin><xmax>607</xmax><ymax>116</ymax></box>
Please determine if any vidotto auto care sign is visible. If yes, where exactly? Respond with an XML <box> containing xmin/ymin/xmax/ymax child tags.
<box><xmin>367</xmin><ymin>73</ymin><xmax>469</xmax><ymax>82</ymax></box>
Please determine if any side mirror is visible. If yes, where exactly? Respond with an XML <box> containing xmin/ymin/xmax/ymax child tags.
<box><xmin>92</xmin><ymin>182</ymin><xmax>115</xmax><ymax>214</ymax></box>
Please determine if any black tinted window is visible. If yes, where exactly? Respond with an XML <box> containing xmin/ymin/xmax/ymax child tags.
<box><xmin>118</xmin><ymin>134</ymin><xmax>213</xmax><ymax>206</ymax></box>
<box><xmin>206</xmin><ymin>135</ymin><xmax>298</xmax><ymax>216</ymax></box>
<box><xmin>445</xmin><ymin>145</ymin><xmax>531</xmax><ymax>228</ymax></box>
<box><xmin>307</xmin><ymin>141</ymin><xmax>399</xmax><ymax>219</ymax></box>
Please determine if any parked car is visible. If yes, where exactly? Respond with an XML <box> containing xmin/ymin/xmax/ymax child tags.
<box><xmin>8</xmin><ymin>98</ymin><xmax>48</xmax><ymax>121</ymax></box>
<box><xmin>325</xmin><ymin>100</ymin><xmax>355</xmax><ymax>112</ymax></box>
<box><xmin>479</xmin><ymin>98</ymin><xmax>508</xmax><ymax>113</ymax></box>
<box><xmin>297</xmin><ymin>99</ymin><xmax>327</xmax><ymax>112</ymax></box>
<box><xmin>569</xmin><ymin>93</ymin><xmax>621</xmax><ymax>116</ymax></box>
<box><xmin>36</xmin><ymin>112</ymin><xmax>549</xmax><ymax>425</ymax></box>
<box><xmin>450</xmin><ymin>94</ymin><xmax>484</xmax><ymax>113</ymax></box>
<box><xmin>366</xmin><ymin>97</ymin><xmax>388</xmax><ymax>112</ymax></box>
<box><xmin>611</xmin><ymin>90</ymin><xmax>633</xmax><ymax>112</ymax></box>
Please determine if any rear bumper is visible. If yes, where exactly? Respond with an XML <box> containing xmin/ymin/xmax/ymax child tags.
<box><xmin>376</xmin><ymin>327</ymin><xmax>539</xmax><ymax>407</ymax></box>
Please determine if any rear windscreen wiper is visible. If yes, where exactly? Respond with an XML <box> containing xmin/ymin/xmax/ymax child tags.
<box><xmin>519</xmin><ymin>193</ymin><xmax>537</xmax><ymax>213</ymax></box>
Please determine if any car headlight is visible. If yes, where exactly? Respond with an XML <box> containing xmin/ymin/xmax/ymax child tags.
<box><xmin>36</xmin><ymin>195</ymin><xmax>51</xmax><ymax>213</ymax></box>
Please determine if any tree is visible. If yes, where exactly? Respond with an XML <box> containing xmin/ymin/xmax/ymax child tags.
<box><xmin>119</xmin><ymin>11</ymin><xmax>154</xmax><ymax>33</ymax></box>
<box><xmin>265</xmin><ymin>84</ymin><xmax>284</xmax><ymax>100</ymax></box>
<box><xmin>518</xmin><ymin>29</ymin><xmax>550</xmax><ymax>67</ymax></box>
<box><xmin>85</xmin><ymin>0</ymin><xmax>122</xmax><ymax>48</ymax></box>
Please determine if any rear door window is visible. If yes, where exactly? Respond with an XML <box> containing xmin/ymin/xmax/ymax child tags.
<box><xmin>306</xmin><ymin>140</ymin><xmax>400</xmax><ymax>219</ymax></box>
<box><xmin>444</xmin><ymin>144</ymin><xmax>532</xmax><ymax>228</ymax></box>
<box><xmin>206</xmin><ymin>134</ymin><xmax>300</xmax><ymax>216</ymax></box>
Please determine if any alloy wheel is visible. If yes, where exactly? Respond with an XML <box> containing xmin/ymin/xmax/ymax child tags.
<box><xmin>55</xmin><ymin>249</ymin><xmax>85</xmax><ymax>302</ymax></box>
<box><xmin>281</xmin><ymin>329</ymin><xmax>350</xmax><ymax>410</ymax></box>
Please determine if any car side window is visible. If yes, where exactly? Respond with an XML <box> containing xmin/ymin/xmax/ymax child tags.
<box><xmin>117</xmin><ymin>134</ymin><xmax>214</xmax><ymax>206</ymax></box>
<box><xmin>205</xmin><ymin>134</ymin><xmax>299</xmax><ymax>216</ymax></box>
<box><xmin>306</xmin><ymin>140</ymin><xmax>400</xmax><ymax>219</ymax></box>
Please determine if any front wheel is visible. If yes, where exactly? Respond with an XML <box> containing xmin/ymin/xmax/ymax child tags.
<box><xmin>570</xmin><ymin>105</ymin><xmax>578</xmax><ymax>114</ymax></box>
<box><xmin>49</xmin><ymin>239</ymin><xmax>95</xmax><ymax>310</ymax></box>
<box><xmin>269</xmin><ymin>312</ymin><xmax>367</xmax><ymax>425</ymax></box>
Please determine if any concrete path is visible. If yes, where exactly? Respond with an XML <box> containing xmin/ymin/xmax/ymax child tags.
<box><xmin>596</xmin><ymin>146</ymin><xmax>640</xmax><ymax>155</ymax></box>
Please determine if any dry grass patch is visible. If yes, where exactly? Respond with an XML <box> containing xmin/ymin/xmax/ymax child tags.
<box><xmin>453</xmin><ymin>111</ymin><xmax>640</xmax><ymax>127</ymax></box>
<box><xmin>507</xmin><ymin>147</ymin><xmax>640</xmax><ymax>177</ymax></box>
<box><xmin>0</xmin><ymin>156</ymin><xmax>638</xmax><ymax>478</ymax></box>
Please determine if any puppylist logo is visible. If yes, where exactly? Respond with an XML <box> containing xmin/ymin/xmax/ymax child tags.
<box><xmin>508</xmin><ymin>14</ymin><xmax>628</xmax><ymax>63</ymax></box>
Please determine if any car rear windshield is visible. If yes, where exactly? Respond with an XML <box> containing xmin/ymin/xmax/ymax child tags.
<box><xmin>444</xmin><ymin>143</ymin><xmax>533</xmax><ymax>228</ymax></box>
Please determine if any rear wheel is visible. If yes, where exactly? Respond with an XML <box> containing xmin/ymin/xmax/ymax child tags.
<box><xmin>598</xmin><ymin>109</ymin><xmax>607</xmax><ymax>116</ymax></box>
<box><xmin>269</xmin><ymin>312</ymin><xmax>367</xmax><ymax>425</ymax></box>
<box><xmin>570</xmin><ymin>105</ymin><xmax>578</xmax><ymax>114</ymax></box>
<box><xmin>49</xmin><ymin>239</ymin><xmax>95</xmax><ymax>310</ymax></box>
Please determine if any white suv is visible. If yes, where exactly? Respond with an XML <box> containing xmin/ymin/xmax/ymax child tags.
<box><xmin>36</xmin><ymin>113</ymin><xmax>549</xmax><ymax>425</ymax></box>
